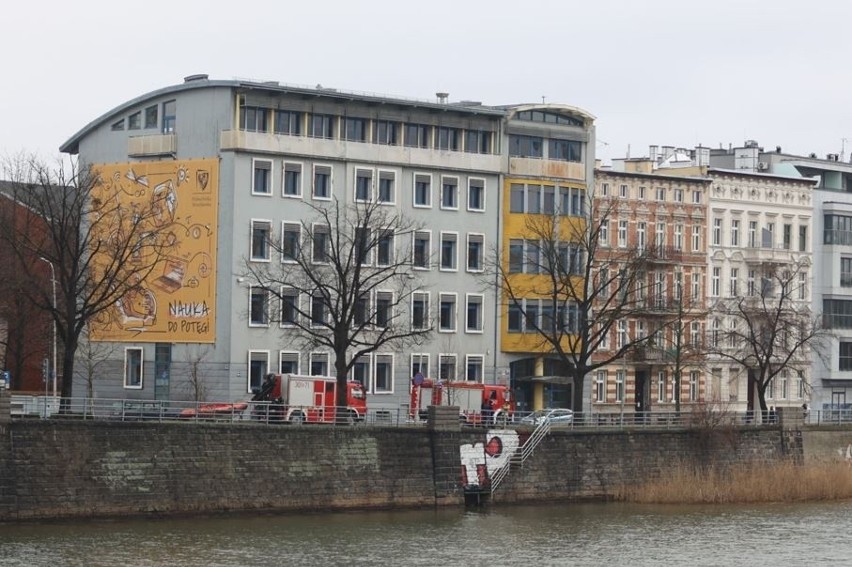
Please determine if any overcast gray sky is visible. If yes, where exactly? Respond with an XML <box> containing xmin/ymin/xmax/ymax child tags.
<box><xmin>3</xmin><ymin>0</ymin><xmax>851</xmax><ymax>164</ymax></box>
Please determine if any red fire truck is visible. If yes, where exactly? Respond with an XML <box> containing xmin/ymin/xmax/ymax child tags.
<box><xmin>409</xmin><ymin>378</ymin><xmax>514</xmax><ymax>425</ymax></box>
<box><xmin>252</xmin><ymin>374</ymin><xmax>367</xmax><ymax>425</ymax></box>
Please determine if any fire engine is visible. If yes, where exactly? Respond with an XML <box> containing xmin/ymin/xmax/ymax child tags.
<box><xmin>409</xmin><ymin>378</ymin><xmax>514</xmax><ymax>425</ymax></box>
<box><xmin>251</xmin><ymin>374</ymin><xmax>367</xmax><ymax>425</ymax></box>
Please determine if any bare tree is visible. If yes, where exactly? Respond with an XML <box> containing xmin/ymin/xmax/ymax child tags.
<box><xmin>491</xmin><ymin>199</ymin><xmax>655</xmax><ymax>413</ymax></box>
<box><xmin>183</xmin><ymin>345</ymin><xmax>211</xmax><ymax>402</ymax></box>
<box><xmin>710</xmin><ymin>260</ymin><xmax>825</xmax><ymax>418</ymax></box>
<box><xmin>653</xmin><ymin>293</ymin><xmax>707</xmax><ymax>414</ymax></box>
<box><xmin>0</xmin><ymin>154</ymin><xmax>174</xmax><ymax>404</ymax></box>
<box><xmin>244</xmin><ymin>198</ymin><xmax>432</xmax><ymax>409</ymax></box>
<box><xmin>75</xmin><ymin>323</ymin><xmax>116</xmax><ymax>413</ymax></box>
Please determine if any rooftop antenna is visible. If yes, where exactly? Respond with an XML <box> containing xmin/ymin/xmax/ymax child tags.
<box><xmin>542</xmin><ymin>95</ymin><xmax>546</xmax><ymax>104</ymax></box>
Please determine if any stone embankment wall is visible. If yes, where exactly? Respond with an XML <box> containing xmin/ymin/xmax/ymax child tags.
<box><xmin>0</xmin><ymin>402</ymin><xmax>847</xmax><ymax>521</ymax></box>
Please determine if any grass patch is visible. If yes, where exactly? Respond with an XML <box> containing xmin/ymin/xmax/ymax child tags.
<box><xmin>614</xmin><ymin>461</ymin><xmax>852</xmax><ymax>504</ymax></box>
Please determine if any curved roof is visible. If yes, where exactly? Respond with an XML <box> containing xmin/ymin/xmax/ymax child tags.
<box><xmin>503</xmin><ymin>102</ymin><xmax>596</xmax><ymax>124</ymax></box>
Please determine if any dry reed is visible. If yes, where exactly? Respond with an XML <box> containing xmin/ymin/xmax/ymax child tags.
<box><xmin>614</xmin><ymin>460</ymin><xmax>852</xmax><ymax>504</ymax></box>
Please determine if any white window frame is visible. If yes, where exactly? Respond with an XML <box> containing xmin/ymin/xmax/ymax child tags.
<box><xmin>377</xmin><ymin>168</ymin><xmax>397</xmax><ymax>205</ymax></box>
<box><xmin>595</xmin><ymin>370</ymin><xmax>606</xmax><ymax>402</ymax></box>
<box><xmin>412</xmin><ymin>291</ymin><xmax>431</xmax><ymax>331</ymax></box>
<box><xmin>282</xmin><ymin>161</ymin><xmax>304</xmax><ymax>198</ymax></box>
<box><xmin>467</xmin><ymin>177</ymin><xmax>486</xmax><ymax>212</ymax></box>
<box><xmin>438</xmin><ymin>353</ymin><xmax>458</xmax><ymax>381</ymax></box>
<box><xmin>249</xmin><ymin>285</ymin><xmax>270</xmax><ymax>327</ymax></box>
<box><xmin>438</xmin><ymin>292</ymin><xmax>458</xmax><ymax>333</ymax></box>
<box><xmin>250</xmin><ymin>218</ymin><xmax>273</xmax><ymax>262</ymax></box>
<box><xmin>692</xmin><ymin>225</ymin><xmax>701</xmax><ymax>252</ymax></box>
<box><xmin>466</xmin><ymin>232</ymin><xmax>485</xmax><ymax>273</ymax></box>
<box><xmin>354</xmin><ymin>167</ymin><xmax>374</xmax><ymax>202</ymax></box>
<box><xmin>615</xmin><ymin>369</ymin><xmax>625</xmax><ymax>402</ymax></box>
<box><xmin>711</xmin><ymin>266</ymin><xmax>721</xmax><ymax>297</ymax></box>
<box><xmin>279</xmin><ymin>286</ymin><xmax>299</xmax><ymax>328</ymax></box>
<box><xmin>618</xmin><ymin>220</ymin><xmax>628</xmax><ymax>248</ymax></box>
<box><xmin>713</xmin><ymin>218</ymin><xmax>722</xmax><ymax>246</ymax></box>
<box><xmin>311</xmin><ymin>222</ymin><xmax>330</xmax><ymax>264</ymax></box>
<box><xmin>309</xmin><ymin>352</ymin><xmax>330</xmax><ymax>376</ymax></box>
<box><xmin>373</xmin><ymin>353</ymin><xmax>395</xmax><ymax>394</ymax></box>
<box><xmin>351</xmin><ymin>355</ymin><xmax>373</xmax><ymax>391</ymax></box>
<box><xmin>374</xmin><ymin>289</ymin><xmax>394</xmax><ymax>329</ymax></box>
<box><xmin>600</xmin><ymin>221</ymin><xmax>609</xmax><ymax>247</ymax></box>
<box><xmin>413</xmin><ymin>172</ymin><xmax>432</xmax><ymax>208</ymax></box>
<box><xmin>413</xmin><ymin>230</ymin><xmax>432</xmax><ymax>270</ymax></box>
<box><xmin>278</xmin><ymin>351</ymin><xmax>301</xmax><ymax>375</ymax></box>
<box><xmin>124</xmin><ymin>347</ymin><xmax>144</xmax><ymax>389</ymax></box>
<box><xmin>251</xmin><ymin>158</ymin><xmax>273</xmax><ymax>196</ymax></box>
<box><xmin>440</xmin><ymin>175</ymin><xmax>459</xmax><ymax>210</ymax></box>
<box><xmin>465</xmin><ymin>293</ymin><xmax>484</xmax><ymax>334</ymax></box>
<box><xmin>465</xmin><ymin>354</ymin><xmax>485</xmax><ymax>383</ymax></box>
<box><xmin>312</xmin><ymin>163</ymin><xmax>333</xmax><ymax>201</ymax></box>
<box><xmin>281</xmin><ymin>221</ymin><xmax>301</xmax><ymax>263</ymax></box>
<box><xmin>247</xmin><ymin>349</ymin><xmax>270</xmax><ymax>393</ymax></box>
<box><xmin>411</xmin><ymin>353</ymin><xmax>430</xmax><ymax>381</ymax></box>
<box><xmin>439</xmin><ymin>231</ymin><xmax>459</xmax><ymax>272</ymax></box>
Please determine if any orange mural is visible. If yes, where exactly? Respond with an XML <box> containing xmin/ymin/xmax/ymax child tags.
<box><xmin>90</xmin><ymin>159</ymin><xmax>218</xmax><ymax>343</ymax></box>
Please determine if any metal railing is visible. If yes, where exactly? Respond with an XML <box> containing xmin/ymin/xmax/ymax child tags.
<box><xmin>491</xmin><ymin>419</ymin><xmax>551</xmax><ymax>493</ymax></box>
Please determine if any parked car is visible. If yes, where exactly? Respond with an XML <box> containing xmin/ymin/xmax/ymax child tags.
<box><xmin>520</xmin><ymin>408</ymin><xmax>574</xmax><ymax>426</ymax></box>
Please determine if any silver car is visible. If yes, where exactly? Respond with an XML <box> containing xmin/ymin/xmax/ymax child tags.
<box><xmin>520</xmin><ymin>408</ymin><xmax>574</xmax><ymax>426</ymax></box>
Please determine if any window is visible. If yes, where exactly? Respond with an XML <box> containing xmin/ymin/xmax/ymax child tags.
<box><xmin>310</xmin><ymin>293</ymin><xmax>326</xmax><ymax>327</ymax></box>
<box><xmin>657</xmin><ymin>371</ymin><xmax>666</xmax><ymax>403</ymax></box>
<box><xmin>162</xmin><ymin>100</ymin><xmax>176</xmax><ymax>133</ymax></box>
<box><xmin>527</xmin><ymin>184</ymin><xmax>541</xmax><ymax>214</ymax></box>
<box><xmin>525</xmin><ymin>240</ymin><xmax>541</xmax><ymax>274</ymax></box>
<box><xmin>524</xmin><ymin>299</ymin><xmax>539</xmax><ymax>333</ymax></box>
<box><xmin>783</xmin><ymin>223</ymin><xmax>792</xmax><ymax>250</ymax></box>
<box><xmin>282</xmin><ymin>222</ymin><xmax>301</xmax><ymax>262</ymax></box>
<box><xmin>313</xmin><ymin>165</ymin><xmax>332</xmax><ymax>199</ymax></box>
<box><xmin>436</xmin><ymin>127</ymin><xmax>461</xmax><ymax>151</ymax></box>
<box><xmin>353</xmin><ymin>356</ymin><xmax>371</xmax><ymax>387</ymax></box>
<box><xmin>353</xmin><ymin>292</ymin><xmax>370</xmax><ymax>327</ymax></box>
<box><xmin>731</xmin><ymin>219</ymin><xmax>740</xmax><ymax>247</ymax></box>
<box><xmin>355</xmin><ymin>169</ymin><xmax>373</xmax><ymax>201</ymax></box>
<box><xmin>600</xmin><ymin>221</ymin><xmax>610</xmax><ymax>247</ymax></box>
<box><xmin>376</xmin><ymin>230</ymin><xmax>394</xmax><ymax>267</ymax></box>
<box><xmin>283</xmin><ymin>162</ymin><xmax>302</xmax><ymax>197</ymax></box>
<box><xmin>799</xmin><ymin>225</ymin><xmax>807</xmax><ymax>252</ymax></box>
<box><xmin>779</xmin><ymin>371</ymin><xmax>788</xmax><ymax>400</ymax></box>
<box><xmin>618</xmin><ymin>220</ymin><xmax>628</xmax><ymax>248</ymax></box>
<box><xmin>467</xmin><ymin>234</ymin><xmax>484</xmax><ymax>272</ymax></box>
<box><xmin>509</xmin><ymin>239</ymin><xmax>523</xmax><ymax>273</ymax></box>
<box><xmin>798</xmin><ymin>272</ymin><xmax>807</xmax><ymax>301</ymax></box>
<box><xmin>615</xmin><ymin>370</ymin><xmax>624</xmax><ymax>402</ymax></box>
<box><xmin>249</xmin><ymin>286</ymin><xmax>269</xmax><ymax>326</ymax></box>
<box><xmin>600</xmin><ymin>183</ymin><xmax>609</xmax><ymax>197</ymax></box>
<box><xmin>468</xmin><ymin>178</ymin><xmax>485</xmax><ymax>211</ymax></box>
<box><xmin>144</xmin><ymin>105</ymin><xmax>158</xmax><ymax>129</ymax></box>
<box><xmin>275</xmin><ymin>110</ymin><xmax>302</xmax><ymax>135</ymax></box>
<box><xmin>413</xmin><ymin>231</ymin><xmax>431</xmax><ymax>269</ymax></box>
<box><xmin>515</xmin><ymin>109</ymin><xmax>584</xmax><ymax>126</ymax></box>
<box><xmin>674</xmin><ymin>188</ymin><xmax>684</xmax><ymax>203</ymax></box>
<box><xmin>279</xmin><ymin>352</ymin><xmax>299</xmax><ymax>374</ymax></box>
<box><xmin>817</xmin><ymin>298</ymin><xmax>852</xmax><ymax>328</ymax></box>
<box><xmin>595</xmin><ymin>371</ymin><xmax>606</xmax><ymax>403</ymax></box>
<box><xmin>674</xmin><ymin>224</ymin><xmax>683</xmax><ymax>251</ymax></box>
<box><xmin>128</xmin><ymin>111</ymin><xmax>141</xmax><ymax>130</ymax></box>
<box><xmin>440</xmin><ymin>232</ymin><xmax>458</xmax><ymax>270</ymax></box>
<box><xmin>375</xmin><ymin>354</ymin><xmax>393</xmax><ymax>393</ymax></box>
<box><xmin>250</xmin><ymin>220</ymin><xmax>272</xmax><ymax>261</ymax></box>
<box><xmin>747</xmin><ymin>270</ymin><xmax>756</xmax><ymax>296</ymax></box>
<box><xmin>111</xmin><ymin>118</ymin><xmax>125</xmax><ymax>131</ymax></box>
<box><xmin>639</xmin><ymin>186</ymin><xmax>646</xmax><ymax>200</ymax></box>
<box><xmin>655</xmin><ymin>222</ymin><xmax>666</xmax><ymax>250</ymax></box>
<box><xmin>729</xmin><ymin>268</ymin><xmax>739</xmax><ymax>297</ymax></box>
<box><xmin>375</xmin><ymin>291</ymin><xmax>392</xmax><ymax>329</ymax></box>
<box><xmin>619</xmin><ymin>184</ymin><xmax>629</xmax><ymax>198</ymax></box>
<box><xmin>711</xmin><ymin>267</ymin><xmax>721</xmax><ymax>297</ymax></box>
<box><xmin>509</xmin><ymin>135</ymin><xmax>543</xmax><ymax>158</ymax></box>
<box><xmin>466</xmin><ymin>294</ymin><xmax>483</xmax><ymax>333</ymax></box>
<box><xmin>308</xmin><ymin>113</ymin><xmax>335</xmax><ymax>138</ymax></box>
<box><xmin>414</xmin><ymin>174</ymin><xmax>431</xmax><ymax>207</ymax></box>
<box><xmin>713</xmin><ymin>218</ymin><xmax>722</xmax><ymax>246</ymax></box>
<box><xmin>616</xmin><ymin>320</ymin><xmax>628</xmax><ymax>349</ymax></box>
<box><xmin>240</xmin><ymin>106</ymin><xmax>268</xmax><ymax>132</ymax></box>
<box><xmin>842</xmin><ymin>258</ymin><xmax>852</xmax><ymax>288</ymax></box>
<box><xmin>797</xmin><ymin>370</ymin><xmax>805</xmax><ymax>399</ymax></box>
<box><xmin>373</xmin><ymin>120</ymin><xmax>399</xmax><ymax>145</ymax></box>
<box><xmin>412</xmin><ymin>292</ymin><xmax>430</xmax><ymax>330</ymax></box>
<box><xmin>508</xmin><ymin>303</ymin><xmax>522</xmax><ymax>333</ymax></box>
<box><xmin>281</xmin><ymin>288</ymin><xmax>298</xmax><ymax>326</ymax></box>
<box><xmin>310</xmin><ymin>353</ymin><xmax>329</xmax><ymax>376</ymax></box>
<box><xmin>252</xmin><ymin>159</ymin><xmax>272</xmax><ymax>195</ymax></box>
<box><xmin>248</xmin><ymin>351</ymin><xmax>269</xmax><ymax>392</ymax></box>
<box><xmin>510</xmin><ymin>184</ymin><xmax>525</xmax><ymax>213</ymax></box>
<box><xmin>466</xmin><ymin>355</ymin><xmax>484</xmax><ymax>382</ymax></box>
<box><xmin>549</xmin><ymin>139</ymin><xmax>582</xmax><ymax>162</ymax></box>
<box><xmin>711</xmin><ymin>318</ymin><xmax>720</xmax><ymax>348</ymax></box>
<box><xmin>312</xmin><ymin>225</ymin><xmax>330</xmax><ymax>263</ymax></box>
<box><xmin>404</xmin><ymin>123</ymin><xmax>430</xmax><ymax>148</ymax></box>
<box><xmin>542</xmin><ymin>186</ymin><xmax>555</xmax><ymax>215</ymax></box>
<box><xmin>439</xmin><ymin>354</ymin><xmax>457</xmax><ymax>381</ymax></box>
<box><xmin>692</xmin><ymin>190</ymin><xmax>702</xmax><ymax>204</ymax></box>
<box><xmin>748</xmin><ymin>220</ymin><xmax>758</xmax><ymax>247</ymax></box>
<box><xmin>439</xmin><ymin>293</ymin><xmax>457</xmax><ymax>332</ymax></box>
<box><xmin>441</xmin><ymin>177</ymin><xmax>458</xmax><ymax>209</ymax></box>
<box><xmin>690</xmin><ymin>321</ymin><xmax>701</xmax><ymax>348</ymax></box>
<box><xmin>354</xmin><ymin>227</ymin><xmax>371</xmax><ymax>266</ymax></box>
<box><xmin>465</xmin><ymin>130</ymin><xmax>492</xmax><ymax>154</ymax></box>
<box><xmin>378</xmin><ymin>171</ymin><xmax>396</xmax><ymax>204</ymax></box>
<box><xmin>692</xmin><ymin>225</ymin><xmax>701</xmax><ymax>252</ymax></box>
<box><xmin>411</xmin><ymin>354</ymin><xmax>429</xmax><ymax>381</ymax></box>
<box><xmin>655</xmin><ymin>187</ymin><xmax>666</xmax><ymax>201</ymax></box>
<box><xmin>689</xmin><ymin>371</ymin><xmax>699</xmax><ymax>401</ymax></box>
<box><xmin>124</xmin><ymin>347</ymin><xmax>143</xmax><ymax>388</ymax></box>
<box><xmin>840</xmin><ymin>342</ymin><xmax>852</xmax><ymax>370</ymax></box>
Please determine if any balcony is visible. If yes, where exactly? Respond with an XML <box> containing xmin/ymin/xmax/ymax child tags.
<box><xmin>128</xmin><ymin>133</ymin><xmax>176</xmax><ymax>157</ymax></box>
<box><xmin>638</xmin><ymin>296</ymin><xmax>681</xmax><ymax>314</ymax></box>
<box><xmin>640</xmin><ymin>245</ymin><xmax>683</xmax><ymax>264</ymax></box>
<box><xmin>627</xmin><ymin>347</ymin><xmax>670</xmax><ymax>363</ymax></box>
<box><xmin>741</xmin><ymin>245</ymin><xmax>798</xmax><ymax>265</ymax></box>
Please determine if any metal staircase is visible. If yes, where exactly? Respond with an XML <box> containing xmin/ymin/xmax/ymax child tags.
<box><xmin>490</xmin><ymin>420</ymin><xmax>551</xmax><ymax>493</ymax></box>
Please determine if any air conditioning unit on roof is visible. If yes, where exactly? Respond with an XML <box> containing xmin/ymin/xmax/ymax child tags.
<box><xmin>757</xmin><ymin>162</ymin><xmax>768</xmax><ymax>171</ymax></box>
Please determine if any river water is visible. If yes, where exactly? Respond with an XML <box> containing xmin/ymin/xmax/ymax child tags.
<box><xmin>1</xmin><ymin>501</ymin><xmax>849</xmax><ymax>566</ymax></box>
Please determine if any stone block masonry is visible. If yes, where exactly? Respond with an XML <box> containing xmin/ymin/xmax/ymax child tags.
<box><xmin>0</xmin><ymin>418</ymin><xmax>839</xmax><ymax>521</ymax></box>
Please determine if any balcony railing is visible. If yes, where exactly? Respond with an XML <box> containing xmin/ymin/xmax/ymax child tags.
<box><xmin>741</xmin><ymin>245</ymin><xmax>798</xmax><ymax>265</ymax></box>
<box><xmin>640</xmin><ymin>245</ymin><xmax>683</xmax><ymax>263</ymax></box>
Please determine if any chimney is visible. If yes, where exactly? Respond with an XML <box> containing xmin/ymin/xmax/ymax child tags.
<box><xmin>436</xmin><ymin>92</ymin><xmax>449</xmax><ymax>104</ymax></box>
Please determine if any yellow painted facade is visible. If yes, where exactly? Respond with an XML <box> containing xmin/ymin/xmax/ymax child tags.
<box><xmin>90</xmin><ymin>159</ymin><xmax>219</xmax><ymax>343</ymax></box>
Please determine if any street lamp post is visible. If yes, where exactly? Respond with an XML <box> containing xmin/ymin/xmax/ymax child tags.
<box><xmin>39</xmin><ymin>257</ymin><xmax>57</xmax><ymax>401</ymax></box>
